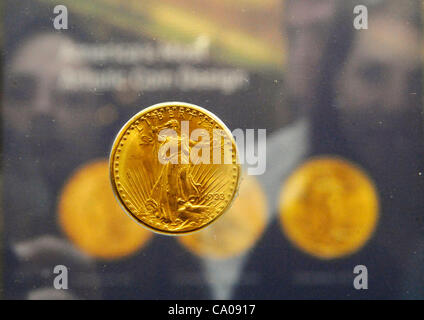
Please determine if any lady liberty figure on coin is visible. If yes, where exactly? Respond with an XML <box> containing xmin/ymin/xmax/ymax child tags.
<box><xmin>141</xmin><ymin>119</ymin><xmax>209</xmax><ymax>224</ymax></box>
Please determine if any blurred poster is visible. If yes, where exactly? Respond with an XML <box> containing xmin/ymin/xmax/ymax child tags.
<box><xmin>2</xmin><ymin>0</ymin><xmax>424</xmax><ymax>300</ymax></box>
<box><xmin>2</xmin><ymin>0</ymin><xmax>287</xmax><ymax>299</ymax></box>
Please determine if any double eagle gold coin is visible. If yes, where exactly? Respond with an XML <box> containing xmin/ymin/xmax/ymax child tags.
<box><xmin>110</xmin><ymin>102</ymin><xmax>241</xmax><ymax>235</ymax></box>
<box><xmin>279</xmin><ymin>157</ymin><xmax>379</xmax><ymax>259</ymax></box>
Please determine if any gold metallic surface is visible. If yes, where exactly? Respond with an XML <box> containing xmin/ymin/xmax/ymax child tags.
<box><xmin>58</xmin><ymin>160</ymin><xmax>153</xmax><ymax>259</ymax></box>
<box><xmin>178</xmin><ymin>174</ymin><xmax>267</xmax><ymax>259</ymax></box>
<box><xmin>279</xmin><ymin>156</ymin><xmax>379</xmax><ymax>259</ymax></box>
<box><xmin>110</xmin><ymin>102</ymin><xmax>241</xmax><ymax>235</ymax></box>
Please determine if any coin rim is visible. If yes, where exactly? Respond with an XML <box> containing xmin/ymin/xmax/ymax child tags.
<box><xmin>109</xmin><ymin>101</ymin><xmax>241</xmax><ymax>236</ymax></box>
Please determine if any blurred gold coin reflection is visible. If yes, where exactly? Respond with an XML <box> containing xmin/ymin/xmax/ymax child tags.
<box><xmin>178</xmin><ymin>174</ymin><xmax>267</xmax><ymax>259</ymax></box>
<box><xmin>279</xmin><ymin>157</ymin><xmax>379</xmax><ymax>259</ymax></box>
<box><xmin>58</xmin><ymin>160</ymin><xmax>153</xmax><ymax>259</ymax></box>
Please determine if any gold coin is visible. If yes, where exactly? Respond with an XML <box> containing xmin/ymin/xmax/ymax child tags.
<box><xmin>178</xmin><ymin>174</ymin><xmax>267</xmax><ymax>259</ymax></box>
<box><xmin>110</xmin><ymin>102</ymin><xmax>241</xmax><ymax>235</ymax></box>
<box><xmin>58</xmin><ymin>159</ymin><xmax>153</xmax><ymax>260</ymax></box>
<box><xmin>279</xmin><ymin>156</ymin><xmax>379</xmax><ymax>259</ymax></box>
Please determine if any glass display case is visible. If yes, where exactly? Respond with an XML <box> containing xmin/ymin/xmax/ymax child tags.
<box><xmin>1</xmin><ymin>0</ymin><xmax>423</xmax><ymax>300</ymax></box>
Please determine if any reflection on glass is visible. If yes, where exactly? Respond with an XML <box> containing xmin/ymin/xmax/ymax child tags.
<box><xmin>58</xmin><ymin>159</ymin><xmax>153</xmax><ymax>260</ymax></box>
<box><xmin>279</xmin><ymin>156</ymin><xmax>379</xmax><ymax>259</ymax></box>
<box><xmin>178</xmin><ymin>174</ymin><xmax>267</xmax><ymax>259</ymax></box>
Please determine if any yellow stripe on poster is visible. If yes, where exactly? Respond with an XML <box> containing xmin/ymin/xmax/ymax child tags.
<box><xmin>38</xmin><ymin>0</ymin><xmax>285</xmax><ymax>73</ymax></box>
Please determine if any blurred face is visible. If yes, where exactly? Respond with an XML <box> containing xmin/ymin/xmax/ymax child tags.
<box><xmin>335</xmin><ymin>15</ymin><xmax>422</xmax><ymax>174</ymax></box>
<box><xmin>5</xmin><ymin>33</ymin><xmax>99</xmax><ymax>181</ymax></box>
<box><xmin>285</xmin><ymin>0</ymin><xmax>337</xmax><ymax>108</ymax></box>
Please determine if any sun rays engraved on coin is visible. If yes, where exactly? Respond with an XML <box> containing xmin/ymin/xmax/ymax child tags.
<box><xmin>110</xmin><ymin>102</ymin><xmax>241</xmax><ymax>235</ymax></box>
